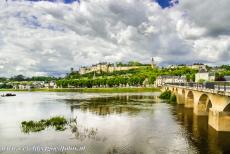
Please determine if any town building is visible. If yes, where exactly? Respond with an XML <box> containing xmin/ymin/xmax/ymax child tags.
<box><xmin>195</xmin><ymin>69</ymin><xmax>215</xmax><ymax>82</ymax></box>
<box><xmin>224</xmin><ymin>76</ymin><xmax>230</xmax><ymax>81</ymax></box>
<box><xmin>12</xmin><ymin>81</ymin><xmax>57</xmax><ymax>90</ymax></box>
<box><xmin>155</xmin><ymin>75</ymin><xmax>187</xmax><ymax>87</ymax></box>
<box><xmin>189</xmin><ymin>63</ymin><xmax>207</xmax><ymax>71</ymax></box>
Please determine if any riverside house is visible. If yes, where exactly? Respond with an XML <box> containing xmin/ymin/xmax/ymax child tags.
<box><xmin>155</xmin><ymin>75</ymin><xmax>186</xmax><ymax>87</ymax></box>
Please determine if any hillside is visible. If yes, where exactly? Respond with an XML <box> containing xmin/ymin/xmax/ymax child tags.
<box><xmin>57</xmin><ymin>66</ymin><xmax>198</xmax><ymax>88</ymax></box>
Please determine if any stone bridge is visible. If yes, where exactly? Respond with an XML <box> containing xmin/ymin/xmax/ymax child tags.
<box><xmin>162</xmin><ymin>82</ymin><xmax>230</xmax><ymax>132</ymax></box>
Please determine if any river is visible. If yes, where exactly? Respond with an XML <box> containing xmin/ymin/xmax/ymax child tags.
<box><xmin>0</xmin><ymin>92</ymin><xmax>229</xmax><ymax>154</ymax></box>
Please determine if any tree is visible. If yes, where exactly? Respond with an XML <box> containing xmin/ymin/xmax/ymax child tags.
<box><xmin>11</xmin><ymin>75</ymin><xmax>26</xmax><ymax>81</ymax></box>
<box><xmin>215</xmin><ymin>72</ymin><xmax>225</xmax><ymax>81</ymax></box>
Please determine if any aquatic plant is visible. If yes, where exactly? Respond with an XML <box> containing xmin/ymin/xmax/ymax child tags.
<box><xmin>21</xmin><ymin>116</ymin><xmax>68</xmax><ymax>133</ymax></box>
<box><xmin>21</xmin><ymin>120</ymin><xmax>46</xmax><ymax>133</ymax></box>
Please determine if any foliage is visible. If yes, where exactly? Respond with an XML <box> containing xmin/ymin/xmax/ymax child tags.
<box><xmin>159</xmin><ymin>90</ymin><xmax>177</xmax><ymax>103</ymax></box>
<box><xmin>21</xmin><ymin>120</ymin><xmax>46</xmax><ymax>133</ymax></box>
<box><xmin>0</xmin><ymin>77</ymin><xmax>7</xmax><ymax>82</ymax></box>
<box><xmin>4</xmin><ymin>87</ymin><xmax>160</xmax><ymax>93</ymax></box>
<box><xmin>64</xmin><ymin>66</ymin><xmax>198</xmax><ymax>88</ymax></box>
<box><xmin>215</xmin><ymin>72</ymin><xmax>226</xmax><ymax>81</ymax></box>
<box><xmin>10</xmin><ymin>75</ymin><xmax>26</xmax><ymax>81</ymax></box>
<box><xmin>0</xmin><ymin>83</ymin><xmax>13</xmax><ymax>89</ymax></box>
<box><xmin>159</xmin><ymin>90</ymin><xmax>171</xmax><ymax>99</ymax></box>
<box><xmin>170</xmin><ymin>94</ymin><xmax>177</xmax><ymax>103</ymax></box>
<box><xmin>21</xmin><ymin>116</ymin><xmax>68</xmax><ymax>133</ymax></box>
<box><xmin>220</xmin><ymin>65</ymin><xmax>230</xmax><ymax>71</ymax></box>
<box><xmin>57</xmin><ymin>76</ymin><xmax>146</xmax><ymax>88</ymax></box>
<box><xmin>30</xmin><ymin>76</ymin><xmax>57</xmax><ymax>81</ymax></box>
<box><xmin>10</xmin><ymin>75</ymin><xmax>58</xmax><ymax>82</ymax></box>
<box><xmin>198</xmin><ymin>79</ymin><xmax>206</xmax><ymax>83</ymax></box>
<box><xmin>116</xmin><ymin>61</ymin><xmax>150</xmax><ymax>67</ymax></box>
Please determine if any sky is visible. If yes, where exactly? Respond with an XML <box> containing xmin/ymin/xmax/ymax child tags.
<box><xmin>0</xmin><ymin>0</ymin><xmax>229</xmax><ymax>77</ymax></box>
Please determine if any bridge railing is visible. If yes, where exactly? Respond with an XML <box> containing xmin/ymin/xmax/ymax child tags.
<box><xmin>165</xmin><ymin>82</ymin><xmax>230</xmax><ymax>92</ymax></box>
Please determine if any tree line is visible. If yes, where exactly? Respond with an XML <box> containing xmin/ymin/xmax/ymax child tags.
<box><xmin>56</xmin><ymin>76</ymin><xmax>152</xmax><ymax>88</ymax></box>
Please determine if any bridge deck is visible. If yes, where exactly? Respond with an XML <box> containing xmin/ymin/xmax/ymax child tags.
<box><xmin>166</xmin><ymin>82</ymin><xmax>230</xmax><ymax>97</ymax></box>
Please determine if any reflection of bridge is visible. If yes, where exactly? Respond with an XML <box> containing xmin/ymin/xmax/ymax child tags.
<box><xmin>162</xmin><ymin>82</ymin><xmax>230</xmax><ymax>132</ymax></box>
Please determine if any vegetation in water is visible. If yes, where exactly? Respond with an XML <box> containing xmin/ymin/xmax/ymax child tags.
<box><xmin>21</xmin><ymin>116</ymin><xmax>67</xmax><ymax>133</ymax></box>
<box><xmin>159</xmin><ymin>91</ymin><xmax>171</xmax><ymax>99</ymax></box>
<box><xmin>169</xmin><ymin>94</ymin><xmax>177</xmax><ymax>103</ymax></box>
<box><xmin>159</xmin><ymin>90</ymin><xmax>177</xmax><ymax>104</ymax></box>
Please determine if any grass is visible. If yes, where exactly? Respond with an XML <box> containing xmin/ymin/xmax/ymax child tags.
<box><xmin>0</xmin><ymin>87</ymin><xmax>160</xmax><ymax>93</ymax></box>
<box><xmin>0</xmin><ymin>89</ymin><xmax>26</xmax><ymax>92</ymax></box>
<box><xmin>21</xmin><ymin>116</ymin><xmax>68</xmax><ymax>133</ymax></box>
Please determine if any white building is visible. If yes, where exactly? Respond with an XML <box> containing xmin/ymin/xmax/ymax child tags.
<box><xmin>224</xmin><ymin>76</ymin><xmax>230</xmax><ymax>81</ymax></box>
<box><xmin>195</xmin><ymin>72</ymin><xmax>215</xmax><ymax>82</ymax></box>
<box><xmin>189</xmin><ymin>64</ymin><xmax>207</xmax><ymax>71</ymax></box>
<box><xmin>44</xmin><ymin>81</ymin><xmax>57</xmax><ymax>89</ymax></box>
<box><xmin>155</xmin><ymin>75</ymin><xmax>187</xmax><ymax>87</ymax></box>
<box><xmin>18</xmin><ymin>84</ymin><xmax>32</xmax><ymax>90</ymax></box>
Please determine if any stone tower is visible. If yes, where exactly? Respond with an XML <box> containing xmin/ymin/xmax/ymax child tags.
<box><xmin>151</xmin><ymin>57</ymin><xmax>156</xmax><ymax>68</ymax></box>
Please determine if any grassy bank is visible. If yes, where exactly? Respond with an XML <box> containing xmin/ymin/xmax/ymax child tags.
<box><xmin>0</xmin><ymin>87</ymin><xmax>160</xmax><ymax>93</ymax></box>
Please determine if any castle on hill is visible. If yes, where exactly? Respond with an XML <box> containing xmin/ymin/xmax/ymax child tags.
<box><xmin>78</xmin><ymin>58</ymin><xmax>157</xmax><ymax>75</ymax></box>
<box><xmin>79</xmin><ymin>62</ymin><xmax>142</xmax><ymax>75</ymax></box>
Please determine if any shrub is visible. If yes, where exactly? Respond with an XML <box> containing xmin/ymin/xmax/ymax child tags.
<box><xmin>159</xmin><ymin>90</ymin><xmax>171</xmax><ymax>99</ymax></box>
<box><xmin>170</xmin><ymin>94</ymin><xmax>177</xmax><ymax>103</ymax></box>
<box><xmin>159</xmin><ymin>91</ymin><xmax>177</xmax><ymax>104</ymax></box>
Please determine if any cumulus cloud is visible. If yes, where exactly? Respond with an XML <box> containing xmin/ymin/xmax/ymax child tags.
<box><xmin>0</xmin><ymin>0</ymin><xmax>229</xmax><ymax>76</ymax></box>
<box><xmin>177</xmin><ymin>0</ymin><xmax>230</xmax><ymax>36</ymax></box>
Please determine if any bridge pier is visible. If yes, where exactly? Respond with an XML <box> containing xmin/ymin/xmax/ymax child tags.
<box><xmin>193</xmin><ymin>94</ymin><xmax>212</xmax><ymax>116</ymax></box>
<box><xmin>194</xmin><ymin>106</ymin><xmax>208</xmax><ymax>116</ymax></box>
<box><xmin>209</xmin><ymin>109</ymin><xmax>230</xmax><ymax>132</ymax></box>
<box><xmin>185</xmin><ymin>97</ymin><xmax>194</xmax><ymax>108</ymax></box>
<box><xmin>162</xmin><ymin>84</ymin><xmax>230</xmax><ymax>132</ymax></box>
<box><xmin>176</xmin><ymin>94</ymin><xmax>184</xmax><ymax>104</ymax></box>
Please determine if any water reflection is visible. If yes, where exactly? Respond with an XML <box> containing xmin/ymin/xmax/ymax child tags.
<box><xmin>172</xmin><ymin>104</ymin><xmax>230</xmax><ymax>154</ymax></box>
<box><xmin>69</xmin><ymin>95</ymin><xmax>158</xmax><ymax>116</ymax></box>
<box><xmin>0</xmin><ymin>92</ymin><xmax>230</xmax><ymax>154</ymax></box>
<box><xmin>69</xmin><ymin>117</ymin><xmax>106</xmax><ymax>142</ymax></box>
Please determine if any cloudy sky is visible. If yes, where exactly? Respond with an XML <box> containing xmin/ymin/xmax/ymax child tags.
<box><xmin>0</xmin><ymin>0</ymin><xmax>229</xmax><ymax>77</ymax></box>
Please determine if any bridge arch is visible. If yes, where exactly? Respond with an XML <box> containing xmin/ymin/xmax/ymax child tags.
<box><xmin>223</xmin><ymin>103</ymin><xmax>230</xmax><ymax>112</ymax></box>
<box><xmin>175</xmin><ymin>88</ymin><xmax>178</xmax><ymax>94</ymax></box>
<box><xmin>195</xmin><ymin>94</ymin><xmax>212</xmax><ymax>115</ymax></box>
<box><xmin>182</xmin><ymin>89</ymin><xmax>185</xmax><ymax>102</ymax></box>
<box><xmin>185</xmin><ymin>91</ymin><xmax>194</xmax><ymax>108</ymax></box>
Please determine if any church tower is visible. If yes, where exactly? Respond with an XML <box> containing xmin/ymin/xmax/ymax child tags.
<box><xmin>151</xmin><ymin>57</ymin><xmax>156</xmax><ymax>68</ymax></box>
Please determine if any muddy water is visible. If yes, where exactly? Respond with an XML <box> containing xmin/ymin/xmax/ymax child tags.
<box><xmin>0</xmin><ymin>92</ymin><xmax>229</xmax><ymax>154</ymax></box>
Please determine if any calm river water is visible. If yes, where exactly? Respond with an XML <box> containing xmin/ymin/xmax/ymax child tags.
<box><xmin>0</xmin><ymin>92</ymin><xmax>230</xmax><ymax>154</ymax></box>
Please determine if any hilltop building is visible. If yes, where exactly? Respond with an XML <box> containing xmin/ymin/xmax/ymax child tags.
<box><xmin>166</xmin><ymin>63</ymin><xmax>207</xmax><ymax>71</ymax></box>
<box><xmin>79</xmin><ymin>62</ymin><xmax>142</xmax><ymax>75</ymax></box>
<box><xmin>189</xmin><ymin>63</ymin><xmax>207</xmax><ymax>71</ymax></box>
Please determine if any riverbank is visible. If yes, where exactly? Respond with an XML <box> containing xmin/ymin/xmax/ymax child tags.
<box><xmin>0</xmin><ymin>87</ymin><xmax>160</xmax><ymax>93</ymax></box>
